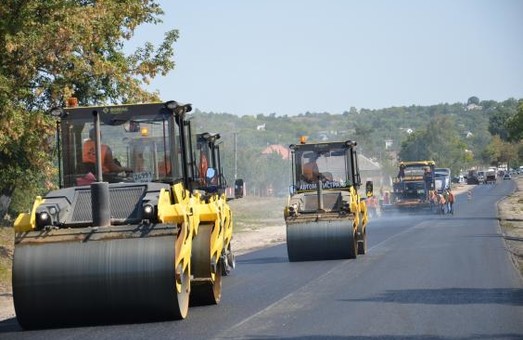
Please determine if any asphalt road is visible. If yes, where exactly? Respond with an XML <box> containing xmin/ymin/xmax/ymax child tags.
<box><xmin>1</xmin><ymin>180</ymin><xmax>522</xmax><ymax>339</ymax></box>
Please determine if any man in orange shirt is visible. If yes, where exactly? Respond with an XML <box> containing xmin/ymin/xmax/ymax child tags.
<box><xmin>82</xmin><ymin>128</ymin><xmax>130</xmax><ymax>174</ymax></box>
<box><xmin>302</xmin><ymin>155</ymin><xmax>320</xmax><ymax>183</ymax></box>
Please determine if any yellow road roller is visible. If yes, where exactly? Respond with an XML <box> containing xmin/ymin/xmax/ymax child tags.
<box><xmin>284</xmin><ymin>138</ymin><xmax>369</xmax><ymax>262</ymax></box>
<box><xmin>13</xmin><ymin>100</ymin><xmax>235</xmax><ymax>328</ymax></box>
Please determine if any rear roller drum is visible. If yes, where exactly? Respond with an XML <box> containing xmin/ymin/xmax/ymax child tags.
<box><xmin>190</xmin><ymin>224</ymin><xmax>222</xmax><ymax>305</ymax></box>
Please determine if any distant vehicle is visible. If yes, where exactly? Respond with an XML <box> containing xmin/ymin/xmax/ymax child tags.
<box><xmin>503</xmin><ymin>173</ymin><xmax>511</xmax><ymax>180</ymax></box>
<box><xmin>234</xmin><ymin>179</ymin><xmax>244</xmax><ymax>198</ymax></box>
<box><xmin>435</xmin><ymin>168</ymin><xmax>451</xmax><ymax>192</ymax></box>
<box><xmin>452</xmin><ymin>174</ymin><xmax>465</xmax><ymax>184</ymax></box>
<box><xmin>486</xmin><ymin>169</ymin><xmax>496</xmax><ymax>184</ymax></box>
<box><xmin>466</xmin><ymin>170</ymin><xmax>479</xmax><ymax>185</ymax></box>
<box><xmin>477</xmin><ymin>171</ymin><xmax>485</xmax><ymax>184</ymax></box>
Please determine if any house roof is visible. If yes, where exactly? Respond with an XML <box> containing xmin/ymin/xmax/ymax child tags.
<box><xmin>261</xmin><ymin>144</ymin><xmax>290</xmax><ymax>160</ymax></box>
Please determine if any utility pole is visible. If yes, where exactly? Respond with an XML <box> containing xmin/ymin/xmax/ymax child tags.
<box><xmin>234</xmin><ymin>132</ymin><xmax>238</xmax><ymax>181</ymax></box>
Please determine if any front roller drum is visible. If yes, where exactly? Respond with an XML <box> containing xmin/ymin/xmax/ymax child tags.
<box><xmin>286</xmin><ymin>220</ymin><xmax>357</xmax><ymax>262</ymax></box>
<box><xmin>13</xmin><ymin>235</ymin><xmax>189</xmax><ymax>329</ymax></box>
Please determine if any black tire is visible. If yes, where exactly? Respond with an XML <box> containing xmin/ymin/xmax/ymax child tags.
<box><xmin>190</xmin><ymin>224</ymin><xmax>222</xmax><ymax>305</ymax></box>
<box><xmin>348</xmin><ymin>229</ymin><xmax>358</xmax><ymax>259</ymax></box>
<box><xmin>357</xmin><ymin>225</ymin><xmax>367</xmax><ymax>255</ymax></box>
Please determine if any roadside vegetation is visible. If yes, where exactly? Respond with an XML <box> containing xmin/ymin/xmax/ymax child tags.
<box><xmin>0</xmin><ymin>224</ymin><xmax>14</xmax><ymax>295</ymax></box>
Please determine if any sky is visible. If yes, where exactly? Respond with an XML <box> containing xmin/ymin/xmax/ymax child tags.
<box><xmin>129</xmin><ymin>0</ymin><xmax>523</xmax><ymax>116</ymax></box>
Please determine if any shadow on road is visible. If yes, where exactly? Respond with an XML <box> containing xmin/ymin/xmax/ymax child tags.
<box><xmin>0</xmin><ymin>317</ymin><xmax>20</xmax><ymax>332</ymax></box>
<box><xmin>216</xmin><ymin>333</ymin><xmax>522</xmax><ymax>339</ymax></box>
<box><xmin>236</xmin><ymin>256</ymin><xmax>288</xmax><ymax>265</ymax></box>
<box><xmin>340</xmin><ymin>287</ymin><xmax>523</xmax><ymax>306</ymax></box>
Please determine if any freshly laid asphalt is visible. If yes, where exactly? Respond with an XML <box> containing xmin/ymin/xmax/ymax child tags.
<box><xmin>1</xmin><ymin>180</ymin><xmax>521</xmax><ymax>339</ymax></box>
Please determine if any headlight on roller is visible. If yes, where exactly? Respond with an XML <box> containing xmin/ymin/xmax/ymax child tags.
<box><xmin>142</xmin><ymin>204</ymin><xmax>157</xmax><ymax>222</ymax></box>
<box><xmin>288</xmin><ymin>203</ymin><xmax>298</xmax><ymax>216</ymax></box>
<box><xmin>36</xmin><ymin>211</ymin><xmax>51</xmax><ymax>230</ymax></box>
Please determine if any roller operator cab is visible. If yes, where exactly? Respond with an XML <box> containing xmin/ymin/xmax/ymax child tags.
<box><xmin>284</xmin><ymin>139</ymin><xmax>369</xmax><ymax>262</ymax></box>
<box><xmin>12</xmin><ymin>100</ymin><xmax>235</xmax><ymax>329</ymax></box>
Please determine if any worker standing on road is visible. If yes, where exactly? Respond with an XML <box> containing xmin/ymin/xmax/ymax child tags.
<box><xmin>438</xmin><ymin>193</ymin><xmax>447</xmax><ymax>214</ymax></box>
<box><xmin>446</xmin><ymin>188</ymin><xmax>454</xmax><ymax>215</ymax></box>
<box><xmin>397</xmin><ymin>163</ymin><xmax>405</xmax><ymax>181</ymax></box>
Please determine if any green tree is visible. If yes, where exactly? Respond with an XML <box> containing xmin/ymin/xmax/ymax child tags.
<box><xmin>507</xmin><ymin>100</ymin><xmax>523</xmax><ymax>142</ymax></box>
<box><xmin>0</xmin><ymin>0</ymin><xmax>178</xmax><ymax>218</ymax></box>
<box><xmin>398</xmin><ymin>116</ymin><xmax>469</xmax><ymax>175</ymax></box>
<box><xmin>483</xmin><ymin>135</ymin><xmax>518</xmax><ymax>168</ymax></box>
<box><xmin>488</xmin><ymin>98</ymin><xmax>518</xmax><ymax>141</ymax></box>
<box><xmin>467</xmin><ymin>96</ymin><xmax>480</xmax><ymax>105</ymax></box>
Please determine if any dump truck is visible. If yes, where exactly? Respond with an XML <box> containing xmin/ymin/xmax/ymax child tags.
<box><xmin>284</xmin><ymin>139</ymin><xmax>369</xmax><ymax>262</ymax></box>
<box><xmin>390</xmin><ymin>160</ymin><xmax>435</xmax><ymax>211</ymax></box>
<box><xmin>12</xmin><ymin>100</ymin><xmax>235</xmax><ymax>328</ymax></box>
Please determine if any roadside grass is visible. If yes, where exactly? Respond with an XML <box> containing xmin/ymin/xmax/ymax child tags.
<box><xmin>229</xmin><ymin>196</ymin><xmax>286</xmax><ymax>231</ymax></box>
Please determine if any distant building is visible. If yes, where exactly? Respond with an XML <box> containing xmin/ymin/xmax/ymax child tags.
<box><xmin>358</xmin><ymin>153</ymin><xmax>384</xmax><ymax>194</ymax></box>
<box><xmin>466</xmin><ymin>103</ymin><xmax>482</xmax><ymax>111</ymax></box>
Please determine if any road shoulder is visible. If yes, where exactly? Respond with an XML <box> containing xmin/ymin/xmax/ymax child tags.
<box><xmin>498</xmin><ymin>176</ymin><xmax>523</xmax><ymax>277</ymax></box>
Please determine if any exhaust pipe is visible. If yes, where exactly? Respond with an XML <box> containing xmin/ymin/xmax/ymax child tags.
<box><xmin>90</xmin><ymin>109</ymin><xmax>111</xmax><ymax>227</ymax></box>
<box><xmin>91</xmin><ymin>182</ymin><xmax>111</xmax><ymax>227</ymax></box>
<box><xmin>317</xmin><ymin>175</ymin><xmax>324</xmax><ymax>212</ymax></box>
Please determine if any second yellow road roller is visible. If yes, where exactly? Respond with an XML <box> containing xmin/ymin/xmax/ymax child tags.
<box><xmin>284</xmin><ymin>138</ymin><xmax>369</xmax><ymax>261</ymax></box>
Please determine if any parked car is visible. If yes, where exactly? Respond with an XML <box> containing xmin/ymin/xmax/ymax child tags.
<box><xmin>503</xmin><ymin>173</ymin><xmax>511</xmax><ymax>180</ymax></box>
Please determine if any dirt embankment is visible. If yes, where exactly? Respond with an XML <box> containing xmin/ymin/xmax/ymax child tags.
<box><xmin>498</xmin><ymin>176</ymin><xmax>523</xmax><ymax>277</ymax></box>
